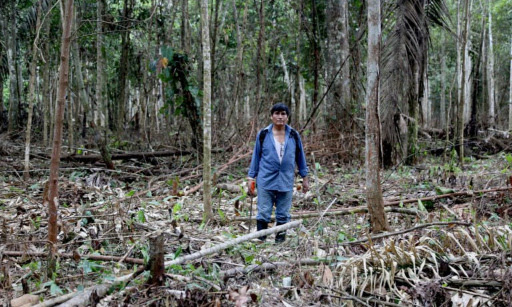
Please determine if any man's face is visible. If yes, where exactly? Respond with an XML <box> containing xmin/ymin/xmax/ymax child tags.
<box><xmin>271</xmin><ymin>110</ymin><xmax>288</xmax><ymax>127</ymax></box>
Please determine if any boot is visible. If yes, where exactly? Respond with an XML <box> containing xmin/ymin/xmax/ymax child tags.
<box><xmin>275</xmin><ymin>222</ymin><xmax>287</xmax><ymax>244</ymax></box>
<box><xmin>256</xmin><ymin>220</ymin><xmax>268</xmax><ymax>241</ymax></box>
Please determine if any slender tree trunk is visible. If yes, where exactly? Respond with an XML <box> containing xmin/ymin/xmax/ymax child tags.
<box><xmin>311</xmin><ymin>0</ymin><xmax>320</xmax><ymax>131</ymax></box>
<box><xmin>24</xmin><ymin>0</ymin><xmax>43</xmax><ymax>180</ymax></box>
<box><xmin>72</xmin><ymin>5</ymin><xmax>90</xmax><ymax>140</ymax></box>
<box><xmin>6</xmin><ymin>1</ymin><xmax>19</xmax><ymax>134</ymax></box>
<box><xmin>116</xmin><ymin>0</ymin><xmax>133</xmax><ymax>136</ymax></box>
<box><xmin>96</xmin><ymin>0</ymin><xmax>106</xmax><ymax>128</ymax></box>
<box><xmin>440</xmin><ymin>33</ymin><xmax>446</xmax><ymax>128</ymax></box>
<box><xmin>46</xmin><ymin>0</ymin><xmax>73</xmax><ymax>277</ymax></box>
<box><xmin>366</xmin><ymin>0</ymin><xmax>389</xmax><ymax>233</ymax></box>
<box><xmin>200</xmin><ymin>0</ymin><xmax>213</xmax><ymax>221</ymax></box>
<box><xmin>42</xmin><ymin>12</ymin><xmax>51</xmax><ymax>146</ymax></box>
<box><xmin>294</xmin><ymin>3</ymin><xmax>302</xmax><ymax>127</ymax></box>
<box><xmin>181</xmin><ymin>0</ymin><xmax>191</xmax><ymax>55</ymax></box>
<box><xmin>508</xmin><ymin>35</ymin><xmax>512</xmax><ymax>131</ymax></box>
<box><xmin>231</xmin><ymin>0</ymin><xmax>246</xmax><ymax>126</ymax></box>
<box><xmin>255</xmin><ymin>0</ymin><xmax>265</xmax><ymax>122</ymax></box>
<box><xmin>486</xmin><ymin>0</ymin><xmax>495</xmax><ymax>128</ymax></box>
<box><xmin>457</xmin><ymin>0</ymin><xmax>471</xmax><ymax>164</ymax></box>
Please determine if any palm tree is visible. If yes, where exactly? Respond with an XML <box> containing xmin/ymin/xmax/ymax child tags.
<box><xmin>380</xmin><ymin>0</ymin><xmax>450</xmax><ymax>167</ymax></box>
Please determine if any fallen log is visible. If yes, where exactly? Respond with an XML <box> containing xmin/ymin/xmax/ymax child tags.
<box><xmin>164</xmin><ymin>220</ymin><xmax>302</xmax><ymax>267</ymax></box>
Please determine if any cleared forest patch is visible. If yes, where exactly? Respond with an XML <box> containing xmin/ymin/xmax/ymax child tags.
<box><xmin>1</xmin><ymin>140</ymin><xmax>512</xmax><ymax>306</ymax></box>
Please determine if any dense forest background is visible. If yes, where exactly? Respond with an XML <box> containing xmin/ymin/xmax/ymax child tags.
<box><xmin>1</xmin><ymin>0</ymin><xmax>510</xmax><ymax>164</ymax></box>
<box><xmin>2</xmin><ymin>0</ymin><xmax>512</xmax><ymax>306</ymax></box>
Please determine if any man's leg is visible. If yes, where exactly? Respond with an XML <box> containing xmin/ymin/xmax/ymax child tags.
<box><xmin>255</xmin><ymin>188</ymin><xmax>274</xmax><ymax>241</ymax></box>
<box><xmin>274</xmin><ymin>190</ymin><xmax>293</xmax><ymax>243</ymax></box>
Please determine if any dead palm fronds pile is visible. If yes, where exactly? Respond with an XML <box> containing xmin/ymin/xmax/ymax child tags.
<box><xmin>327</xmin><ymin>224</ymin><xmax>512</xmax><ymax>306</ymax></box>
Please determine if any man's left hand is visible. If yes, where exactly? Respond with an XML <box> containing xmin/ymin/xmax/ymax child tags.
<box><xmin>302</xmin><ymin>177</ymin><xmax>310</xmax><ymax>193</ymax></box>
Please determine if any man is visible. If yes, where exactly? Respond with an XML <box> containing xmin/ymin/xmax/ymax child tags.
<box><xmin>247</xmin><ymin>103</ymin><xmax>309</xmax><ymax>243</ymax></box>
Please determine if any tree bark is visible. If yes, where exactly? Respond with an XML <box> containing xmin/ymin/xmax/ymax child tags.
<box><xmin>24</xmin><ymin>0</ymin><xmax>43</xmax><ymax>180</ymax></box>
<box><xmin>486</xmin><ymin>0</ymin><xmax>495</xmax><ymax>128</ymax></box>
<box><xmin>456</xmin><ymin>0</ymin><xmax>472</xmax><ymax>164</ymax></box>
<box><xmin>46</xmin><ymin>0</ymin><xmax>74</xmax><ymax>277</ymax></box>
<box><xmin>509</xmin><ymin>35</ymin><xmax>512</xmax><ymax>131</ymax></box>
<box><xmin>201</xmin><ymin>0</ymin><xmax>213</xmax><ymax>221</ymax></box>
<box><xmin>96</xmin><ymin>0</ymin><xmax>106</xmax><ymax>128</ymax></box>
<box><xmin>6</xmin><ymin>0</ymin><xmax>19</xmax><ymax>134</ymax></box>
<box><xmin>116</xmin><ymin>0</ymin><xmax>133</xmax><ymax>136</ymax></box>
<box><xmin>365</xmin><ymin>0</ymin><xmax>389</xmax><ymax>233</ymax></box>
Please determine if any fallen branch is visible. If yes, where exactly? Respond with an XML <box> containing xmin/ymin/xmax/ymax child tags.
<box><xmin>342</xmin><ymin>221</ymin><xmax>472</xmax><ymax>245</ymax></box>
<box><xmin>54</xmin><ymin>266</ymin><xmax>145</xmax><ymax>307</ymax></box>
<box><xmin>32</xmin><ymin>292</ymin><xmax>78</xmax><ymax>307</ymax></box>
<box><xmin>164</xmin><ymin>220</ymin><xmax>302</xmax><ymax>267</ymax></box>
<box><xmin>2</xmin><ymin>251</ymin><xmax>144</xmax><ymax>265</ymax></box>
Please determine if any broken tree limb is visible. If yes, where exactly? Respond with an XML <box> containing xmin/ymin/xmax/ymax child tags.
<box><xmin>1</xmin><ymin>251</ymin><xmax>144</xmax><ymax>265</ymax></box>
<box><xmin>342</xmin><ymin>221</ymin><xmax>472</xmax><ymax>245</ymax></box>
<box><xmin>32</xmin><ymin>292</ymin><xmax>78</xmax><ymax>307</ymax></box>
<box><xmin>164</xmin><ymin>220</ymin><xmax>303</xmax><ymax>267</ymax></box>
<box><xmin>228</xmin><ymin>207</ymin><xmax>419</xmax><ymax>222</ymax></box>
<box><xmin>54</xmin><ymin>266</ymin><xmax>145</xmax><ymax>307</ymax></box>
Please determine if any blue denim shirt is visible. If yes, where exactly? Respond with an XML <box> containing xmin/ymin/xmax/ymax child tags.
<box><xmin>248</xmin><ymin>124</ymin><xmax>308</xmax><ymax>192</ymax></box>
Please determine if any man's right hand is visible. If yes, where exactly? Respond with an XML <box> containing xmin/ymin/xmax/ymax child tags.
<box><xmin>248</xmin><ymin>180</ymin><xmax>256</xmax><ymax>196</ymax></box>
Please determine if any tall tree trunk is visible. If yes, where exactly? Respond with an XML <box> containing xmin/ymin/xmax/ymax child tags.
<box><xmin>181</xmin><ymin>0</ymin><xmax>191</xmax><ymax>55</ymax></box>
<box><xmin>116</xmin><ymin>0</ymin><xmax>133</xmax><ymax>136</ymax></box>
<box><xmin>200</xmin><ymin>0</ymin><xmax>213</xmax><ymax>221</ymax></box>
<box><xmin>231</xmin><ymin>0</ymin><xmax>246</xmax><ymax>126</ymax></box>
<box><xmin>366</xmin><ymin>0</ymin><xmax>389</xmax><ymax>233</ymax></box>
<box><xmin>311</xmin><ymin>0</ymin><xmax>320</xmax><ymax>131</ymax></box>
<box><xmin>24</xmin><ymin>0</ymin><xmax>43</xmax><ymax>180</ymax></box>
<box><xmin>255</xmin><ymin>0</ymin><xmax>265</xmax><ymax>123</ymax></box>
<box><xmin>486</xmin><ymin>0</ymin><xmax>495</xmax><ymax>128</ymax></box>
<box><xmin>96</xmin><ymin>0</ymin><xmax>106</xmax><ymax>128</ymax></box>
<box><xmin>42</xmin><ymin>19</ymin><xmax>51</xmax><ymax>146</ymax></box>
<box><xmin>46</xmin><ymin>0</ymin><xmax>73</xmax><ymax>277</ymax></box>
<box><xmin>440</xmin><ymin>33</ymin><xmax>446</xmax><ymax>128</ymax></box>
<box><xmin>6</xmin><ymin>1</ymin><xmax>19</xmax><ymax>134</ymax></box>
<box><xmin>508</xmin><ymin>35</ymin><xmax>512</xmax><ymax>131</ymax></box>
<box><xmin>456</xmin><ymin>0</ymin><xmax>471</xmax><ymax>164</ymax></box>
<box><xmin>72</xmin><ymin>5</ymin><xmax>90</xmax><ymax>140</ymax></box>
<box><xmin>326</xmin><ymin>0</ymin><xmax>350</xmax><ymax>129</ymax></box>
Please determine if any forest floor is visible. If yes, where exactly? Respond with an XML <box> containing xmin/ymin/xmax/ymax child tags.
<box><xmin>1</xmin><ymin>135</ymin><xmax>512</xmax><ymax>306</ymax></box>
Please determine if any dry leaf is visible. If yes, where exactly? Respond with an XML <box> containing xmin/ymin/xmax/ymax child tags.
<box><xmin>321</xmin><ymin>264</ymin><xmax>333</xmax><ymax>287</ymax></box>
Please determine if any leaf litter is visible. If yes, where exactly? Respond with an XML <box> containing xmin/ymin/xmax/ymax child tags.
<box><xmin>1</xmin><ymin>144</ymin><xmax>512</xmax><ymax>306</ymax></box>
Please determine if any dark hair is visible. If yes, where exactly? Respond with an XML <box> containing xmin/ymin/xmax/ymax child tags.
<box><xmin>270</xmin><ymin>103</ymin><xmax>290</xmax><ymax>117</ymax></box>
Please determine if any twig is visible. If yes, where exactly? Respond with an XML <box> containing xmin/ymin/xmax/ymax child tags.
<box><xmin>313</xmin><ymin>198</ymin><xmax>337</xmax><ymax>227</ymax></box>
<box><xmin>164</xmin><ymin>220</ymin><xmax>302</xmax><ymax>267</ymax></box>
<box><xmin>342</xmin><ymin>221</ymin><xmax>472</xmax><ymax>245</ymax></box>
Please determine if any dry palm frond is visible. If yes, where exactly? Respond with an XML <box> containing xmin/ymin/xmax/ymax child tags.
<box><xmin>329</xmin><ymin>223</ymin><xmax>512</xmax><ymax>305</ymax></box>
